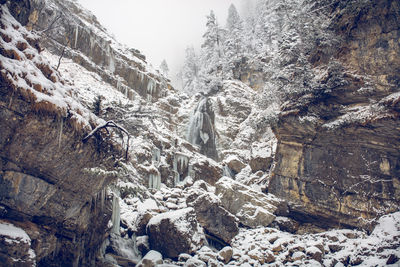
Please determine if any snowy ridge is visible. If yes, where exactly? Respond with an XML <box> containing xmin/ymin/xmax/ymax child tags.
<box><xmin>0</xmin><ymin>5</ymin><xmax>103</xmax><ymax>130</ymax></box>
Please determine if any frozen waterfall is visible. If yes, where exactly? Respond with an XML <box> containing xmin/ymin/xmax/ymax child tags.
<box><xmin>186</xmin><ymin>97</ymin><xmax>218</xmax><ymax>160</ymax></box>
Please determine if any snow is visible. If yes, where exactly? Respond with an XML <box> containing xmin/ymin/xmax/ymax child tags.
<box><xmin>148</xmin><ymin>208</ymin><xmax>193</xmax><ymax>230</ymax></box>
<box><xmin>137</xmin><ymin>199</ymin><xmax>158</xmax><ymax>213</ymax></box>
<box><xmin>0</xmin><ymin>5</ymin><xmax>105</xmax><ymax>130</ymax></box>
<box><xmin>0</xmin><ymin>221</ymin><xmax>31</xmax><ymax>244</ymax></box>
<box><xmin>228</xmin><ymin>212</ymin><xmax>400</xmax><ymax>266</ymax></box>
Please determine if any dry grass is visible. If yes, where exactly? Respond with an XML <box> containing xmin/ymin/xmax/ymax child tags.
<box><xmin>35</xmin><ymin>63</ymin><xmax>57</xmax><ymax>83</ymax></box>
<box><xmin>0</xmin><ymin>32</ymin><xmax>11</xmax><ymax>43</ymax></box>
<box><xmin>16</xmin><ymin>41</ymin><xmax>28</xmax><ymax>51</ymax></box>
<box><xmin>0</xmin><ymin>48</ymin><xmax>21</xmax><ymax>60</ymax></box>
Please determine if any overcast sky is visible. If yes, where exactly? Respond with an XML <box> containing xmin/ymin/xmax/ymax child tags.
<box><xmin>77</xmin><ymin>0</ymin><xmax>245</xmax><ymax>80</ymax></box>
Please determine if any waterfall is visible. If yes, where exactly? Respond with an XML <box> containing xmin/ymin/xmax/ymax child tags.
<box><xmin>186</xmin><ymin>97</ymin><xmax>218</xmax><ymax>160</ymax></box>
<box><xmin>187</xmin><ymin>98</ymin><xmax>206</xmax><ymax>146</ymax></box>
<box><xmin>223</xmin><ymin>165</ymin><xmax>234</xmax><ymax>178</ymax></box>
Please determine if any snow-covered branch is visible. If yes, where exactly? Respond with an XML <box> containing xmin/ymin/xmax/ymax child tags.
<box><xmin>82</xmin><ymin>120</ymin><xmax>130</xmax><ymax>160</ymax></box>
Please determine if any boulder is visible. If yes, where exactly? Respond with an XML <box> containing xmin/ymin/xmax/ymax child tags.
<box><xmin>0</xmin><ymin>221</ymin><xmax>35</xmax><ymax>266</ymax></box>
<box><xmin>218</xmin><ymin>246</ymin><xmax>233</xmax><ymax>264</ymax></box>
<box><xmin>147</xmin><ymin>208</ymin><xmax>205</xmax><ymax>259</ymax></box>
<box><xmin>187</xmin><ymin>192</ymin><xmax>239</xmax><ymax>244</ymax></box>
<box><xmin>215</xmin><ymin>177</ymin><xmax>281</xmax><ymax>228</ymax></box>
<box><xmin>137</xmin><ymin>235</ymin><xmax>150</xmax><ymax>256</ymax></box>
<box><xmin>135</xmin><ymin>211</ymin><xmax>153</xmax><ymax>236</ymax></box>
<box><xmin>224</xmin><ymin>155</ymin><xmax>246</xmax><ymax>174</ymax></box>
<box><xmin>136</xmin><ymin>250</ymin><xmax>163</xmax><ymax>267</ymax></box>
<box><xmin>191</xmin><ymin>159</ymin><xmax>223</xmax><ymax>185</ymax></box>
<box><xmin>273</xmin><ymin>217</ymin><xmax>299</xmax><ymax>234</ymax></box>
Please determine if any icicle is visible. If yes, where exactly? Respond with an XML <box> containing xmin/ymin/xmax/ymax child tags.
<box><xmin>188</xmin><ymin>164</ymin><xmax>194</xmax><ymax>178</ymax></box>
<box><xmin>109</xmin><ymin>50</ymin><xmax>116</xmax><ymax>74</ymax></box>
<box><xmin>111</xmin><ymin>193</ymin><xmax>120</xmax><ymax>234</ymax></box>
<box><xmin>173</xmin><ymin>171</ymin><xmax>180</xmax><ymax>186</ymax></box>
<box><xmin>116</xmin><ymin>79</ymin><xmax>121</xmax><ymax>92</ymax></box>
<box><xmin>74</xmin><ymin>25</ymin><xmax>79</xmax><ymax>48</ymax></box>
<box><xmin>148</xmin><ymin>172</ymin><xmax>161</xmax><ymax>190</ymax></box>
<box><xmin>58</xmin><ymin>118</ymin><xmax>63</xmax><ymax>148</ymax></box>
<box><xmin>152</xmin><ymin>148</ymin><xmax>161</xmax><ymax>163</ymax></box>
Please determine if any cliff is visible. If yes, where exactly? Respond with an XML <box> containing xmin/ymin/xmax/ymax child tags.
<box><xmin>269</xmin><ymin>0</ymin><xmax>400</xmax><ymax>230</ymax></box>
<box><xmin>0</xmin><ymin>5</ymin><xmax>125</xmax><ymax>265</ymax></box>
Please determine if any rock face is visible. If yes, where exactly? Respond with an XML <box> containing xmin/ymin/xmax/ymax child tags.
<box><xmin>0</xmin><ymin>5</ymin><xmax>122</xmax><ymax>265</ymax></box>
<box><xmin>269</xmin><ymin>0</ymin><xmax>400</xmax><ymax>230</ymax></box>
<box><xmin>215</xmin><ymin>177</ymin><xmax>282</xmax><ymax>228</ymax></box>
<box><xmin>24</xmin><ymin>0</ymin><xmax>170</xmax><ymax>103</ymax></box>
<box><xmin>147</xmin><ymin>208</ymin><xmax>205</xmax><ymax>259</ymax></box>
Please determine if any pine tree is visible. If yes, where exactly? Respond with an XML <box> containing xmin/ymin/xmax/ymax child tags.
<box><xmin>159</xmin><ymin>59</ymin><xmax>169</xmax><ymax>77</ymax></box>
<box><xmin>223</xmin><ymin>4</ymin><xmax>244</xmax><ymax>79</ymax></box>
<box><xmin>181</xmin><ymin>46</ymin><xmax>200</xmax><ymax>94</ymax></box>
<box><xmin>199</xmin><ymin>10</ymin><xmax>224</xmax><ymax>92</ymax></box>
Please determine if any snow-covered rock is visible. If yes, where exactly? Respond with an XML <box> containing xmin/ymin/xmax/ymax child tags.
<box><xmin>136</xmin><ymin>250</ymin><xmax>163</xmax><ymax>267</ymax></box>
<box><xmin>187</xmin><ymin>190</ymin><xmax>239</xmax><ymax>244</ymax></box>
<box><xmin>147</xmin><ymin>208</ymin><xmax>205</xmax><ymax>258</ymax></box>
<box><xmin>218</xmin><ymin>246</ymin><xmax>233</xmax><ymax>264</ymax></box>
<box><xmin>215</xmin><ymin>177</ymin><xmax>282</xmax><ymax>228</ymax></box>
<box><xmin>0</xmin><ymin>221</ymin><xmax>35</xmax><ymax>266</ymax></box>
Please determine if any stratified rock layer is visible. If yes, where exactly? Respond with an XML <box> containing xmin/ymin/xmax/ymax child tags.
<box><xmin>269</xmin><ymin>0</ymin><xmax>400</xmax><ymax>230</ymax></box>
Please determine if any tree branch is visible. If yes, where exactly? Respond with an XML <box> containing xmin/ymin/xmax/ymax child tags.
<box><xmin>82</xmin><ymin>120</ymin><xmax>130</xmax><ymax>160</ymax></box>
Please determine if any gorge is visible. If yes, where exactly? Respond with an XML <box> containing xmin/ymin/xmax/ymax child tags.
<box><xmin>0</xmin><ymin>0</ymin><xmax>399</xmax><ymax>266</ymax></box>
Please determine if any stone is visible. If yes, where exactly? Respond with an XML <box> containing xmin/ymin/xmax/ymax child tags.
<box><xmin>136</xmin><ymin>250</ymin><xmax>163</xmax><ymax>267</ymax></box>
<box><xmin>328</xmin><ymin>244</ymin><xmax>343</xmax><ymax>253</ymax></box>
<box><xmin>135</xmin><ymin>212</ymin><xmax>153</xmax><ymax>236</ymax></box>
<box><xmin>306</xmin><ymin>246</ymin><xmax>323</xmax><ymax>263</ymax></box>
<box><xmin>274</xmin><ymin>216</ymin><xmax>299</xmax><ymax>233</ymax></box>
<box><xmin>147</xmin><ymin>208</ymin><xmax>205</xmax><ymax>259</ymax></box>
<box><xmin>187</xmin><ymin>191</ymin><xmax>239</xmax><ymax>244</ymax></box>
<box><xmin>386</xmin><ymin>254</ymin><xmax>399</xmax><ymax>265</ymax></box>
<box><xmin>215</xmin><ymin>177</ymin><xmax>281</xmax><ymax>228</ymax></box>
<box><xmin>0</xmin><ymin>220</ymin><xmax>35</xmax><ymax>266</ymax></box>
<box><xmin>296</xmin><ymin>223</ymin><xmax>326</xmax><ymax>235</ymax></box>
<box><xmin>137</xmin><ymin>235</ymin><xmax>150</xmax><ymax>256</ymax></box>
<box><xmin>207</xmin><ymin>258</ymin><xmax>223</xmax><ymax>267</ymax></box>
<box><xmin>184</xmin><ymin>258</ymin><xmax>207</xmax><ymax>267</ymax></box>
<box><xmin>218</xmin><ymin>246</ymin><xmax>233</xmax><ymax>264</ymax></box>
<box><xmin>178</xmin><ymin>253</ymin><xmax>192</xmax><ymax>262</ymax></box>
<box><xmin>249</xmin><ymin>155</ymin><xmax>273</xmax><ymax>173</ymax></box>
<box><xmin>265</xmin><ymin>253</ymin><xmax>276</xmax><ymax>264</ymax></box>
<box><xmin>191</xmin><ymin>159</ymin><xmax>223</xmax><ymax>186</ymax></box>
<box><xmin>224</xmin><ymin>155</ymin><xmax>246</xmax><ymax>174</ymax></box>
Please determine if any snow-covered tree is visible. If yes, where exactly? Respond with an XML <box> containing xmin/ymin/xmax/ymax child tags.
<box><xmin>181</xmin><ymin>46</ymin><xmax>201</xmax><ymax>94</ymax></box>
<box><xmin>159</xmin><ymin>59</ymin><xmax>169</xmax><ymax>77</ymax></box>
<box><xmin>223</xmin><ymin>4</ymin><xmax>245</xmax><ymax>79</ymax></box>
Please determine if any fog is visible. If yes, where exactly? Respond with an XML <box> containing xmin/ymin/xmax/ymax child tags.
<box><xmin>77</xmin><ymin>0</ymin><xmax>246</xmax><ymax>82</ymax></box>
